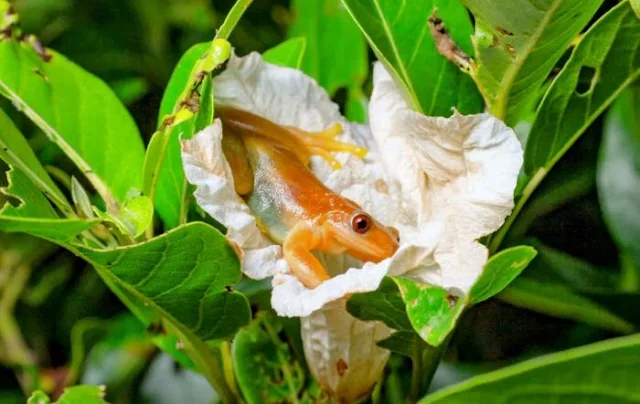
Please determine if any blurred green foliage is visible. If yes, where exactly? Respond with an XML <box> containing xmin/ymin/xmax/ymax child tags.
<box><xmin>0</xmin><ymin>0</ymin><xmax>639</xmax><ymax>403</ymax></box>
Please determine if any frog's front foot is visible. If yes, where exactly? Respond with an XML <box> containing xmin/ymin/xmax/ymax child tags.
<box><xmin>285</xmin><ymin>123</ymin><xmax>367</xmax><ymax>169</ymax></box>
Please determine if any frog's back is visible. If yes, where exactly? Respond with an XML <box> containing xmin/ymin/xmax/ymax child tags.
<box><xmin>244</xmin><ymin>135</ymin><xmax>355</xmax><ymax>244</ymax></box>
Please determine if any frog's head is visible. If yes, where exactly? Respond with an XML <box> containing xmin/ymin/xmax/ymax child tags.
<box><xmin>323</xmin><ymin>209</ymin><xmax>400</xmax><ymax>264</ymax></box>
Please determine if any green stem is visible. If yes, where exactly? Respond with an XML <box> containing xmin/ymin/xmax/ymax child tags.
<box><xmin>409</xmin><ymin>335</ymin><xmax>451</xmax><ymax>402</ymax></box>
<box><xmin>489</xmin><ymin>168</ymin><xmax>548</xmax><ymax>253</ymax></box>
<box><xmin>409</xmin><ymin>335</ymin><xmax>425</xmax><ymax>401</ymax></box>
<box><xmin>216</xmin><ymin>0</ymin><xmax>253</xmax><ymax>40</ymax></box>
<box><xmin>219</xmin><ymin>340</ymin><xmax>240</xmax><ymax>399</ymax></box>
<box><xmin>179</xmin><ymin>181</ymin><xmax>190</xmax><ymax>226</ymax></box>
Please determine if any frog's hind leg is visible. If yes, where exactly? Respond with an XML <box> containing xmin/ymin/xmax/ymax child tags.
<box><xmin>221</xmin><ymin>127</ymin><xmax>254</xmax><ymax>196</ymax></box>
<box><xmin>284</xmin><ymin>123</ymin><xmax>367</xmax><ymax>170</ymax></box>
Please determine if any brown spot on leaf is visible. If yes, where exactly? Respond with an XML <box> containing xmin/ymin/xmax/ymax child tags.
<box><xmin>336</xmin><ymin>359</ymin><xmax>348</xmax><ymax>376</ymax></box>
<box><xmin>496</xmin><ymin>26</ymin><xmax>514</xmax><ymax>36</ymax></box>
<box><xmin>33</xmin><ymin>68</ymin><xmax>49</xmax><ymax>82</ymax></box>
<box><xmin>446</xmin><ymin>293</ymin><xmax>459</xmax><ymax>308</ymax></box>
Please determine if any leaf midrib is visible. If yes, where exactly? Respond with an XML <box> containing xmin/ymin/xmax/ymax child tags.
<box><xmin>371</xmin><ymin>0</ymin><xmax>423</xmax><ymax>111</ymax></box>
<box><xmin>492</xmin><ymin>0</ymin><xmax>564</xmax><ymax>119</ymax></box>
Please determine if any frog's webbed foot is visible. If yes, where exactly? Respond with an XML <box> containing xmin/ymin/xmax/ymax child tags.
<box><xmin>285</xmin><ymin>123</ymin><xmax>367</xmax><ymax>170</ymax></box>
<box><xmin>283</xmin><ymin>222</ymin><xmax>331</xmax><ymax>289</ymax></box>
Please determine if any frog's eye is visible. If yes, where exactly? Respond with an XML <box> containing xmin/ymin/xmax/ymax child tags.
<box><xmin>351</xmin><ymin>213</ymin><xmax>372</xmax><ymax>234</ymax></box>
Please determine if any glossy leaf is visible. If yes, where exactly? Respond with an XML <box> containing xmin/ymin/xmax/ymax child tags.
<box><xmin>0</xmin><ymin>40</ymin><xmax>145</xmax><ymax>202</ymax></box>
<box><xmin>421</xmin><ymin>334</ymin><xmax>640</xmax><ymax>403</ymax></box>
<box><xmin>289</xmin><ymin>0</ymin><xmax>367</xmax><ymax>96</ymax></box>
<box><xmin>469</xmin><ymin>246</ymin><xmax>537</xmax><ymax>304</ymax></box>
<box><xmin>77</xmin><ymin>222</ymin><xmax>250</xmax><ymax>342</ymax></box>
<box><xmin>341</xmin><ymin>0</ymin><xmax>483</xmax><ymax>116</ymax></box>
<box><xmin>597</xmin><ymin>88</ymin><xmax>640</xmax><ymax>271</ymax></box>
<box><xmin>28</xmin><ymin>385</ymin><xmax>108</xmax><ymax>404</ymax></box>
<box><xmin>262</xmin><ymin>37</ymin><xmax>306</xmax><ymax>69</ymax></box>
<box><xmin>395</xmin><ymin>278</ymin><xmax>466</xmax><ymax>347</ymax></box>
<box><xmin>0</xmin><ymin>108</ymin><xmax>70</xmax><ymax>213</ymax></box>
<box><xmin>463</xmin><ymin>0</ymin><xmax>603</xmax><ymax>125</ymax></box>
<box><xmin>233</xmin><ymin>312</ymin><xmax>307</xmax><ymax>404</ymax></box>
<box><xmin>525</xmin><ymin>2</ymin><xmax>640</xmax><ymax>174</ymax></box>
<box><xmin>499</xmin><ymin>277</ymin><xmax>635</xmax><ymax>334</ymax></box>
<box><xmin>76</xmin><ymin>222</ymin><xmax>249</xmax><ymax>401</ymax></box>
<box><xmin>347</xmin><ymin>277</ymin><xmax>412</xmax><ymax>331</ymax></box>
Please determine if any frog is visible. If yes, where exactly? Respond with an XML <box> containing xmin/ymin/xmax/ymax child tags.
<box><xmin>218</xmin><ymin>107</ymin><xmax>399</xmax><ymax>288</ymax></box>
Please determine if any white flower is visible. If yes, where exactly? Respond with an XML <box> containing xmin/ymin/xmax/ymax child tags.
<box><xmin>181</xmin><ymin>52</ymin><xmax>522</xmax><ymax>401</ymax></box>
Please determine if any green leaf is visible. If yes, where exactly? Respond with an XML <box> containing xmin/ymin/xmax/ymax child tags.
<box><xmin>341</xmin><ymin>0</ymin><xmax>483</xmax><ymax>116</ymax></box>
<box><xmin>525</xmin><ymin>1</ymin><xmax>640</xmax><ymax>175</ymax></box>
<box><xmin>347</xmin><ymin>277</ymin><xmax>412</xmax><ymax>331</ymax></box>
<box><xmin>77</xmin><ymin>222</ymin><xmax>250</xmax><ymax>341</ymax></box>
<box><xmin>232</xmin><ymin>312</ymin><xmax>307</xmax><ymax>404</ymax></box>
<box><xmin>147</xmin><ymin>43</ymin><xmax>207</xmax><ymax>229</ymax></box>
<box><xmin>377</xmin><ymin>330</ymin><xmax>415</xmax><ymax>358</ymax></box>
<box><xmin>28</xmin><ymin>386</ymin><xmax>108</xmax><ymax>404</ymax></box>
<box><xmin>0</xmin><ymin>216</ymin><xmax>97</xmax><ymax>244</ymax></box>
<box><xmin>118</xmin><ymin>196</ymin><xmax>154</xmax><ymax>238</ymax></box>
<box><xmin>420</xmin><ymin>334</ymin><xmax>640</xmax><ymax>403</ymax></box>
<box><xmin>394</xmin><ymin>278</ymin><xmax>467</xmax><ymax>347</ymax></box>
<box><xmin>631</xmin><ymin>0</ymin><xmax>640</xmax><ymax>18</ymax></box>
<box><xmin>0</xmin><ymin>107</ymin><xmax>70</xmax><ymax>214</ymax></box>
<box><xmin>76</xmin><ymin>222</ymin><xmax>249</xmax><ymax>402</ymax></box>
<box><xmin>1</xmin><ymin>165</ymin><xmax>57</xmax><ymax>218</ymax></box>
<box><xmin>289</xmin><ymin>0</ymin><xmax>367</xmax><ymax>96</ymax></box>
<box><xmin>27</xmin><ymin>391</ymin><xmax>51</xmax><ymax>404</ymax></box>
<box><xmin>463</xmin><ymin>0</ymin><xmax>604</xmax><ymax>125</ymax></box>
<box><xmin>469</xmin><ymin>246</ymin><xmax>537</xmax><ymax>304</ymax></box>
<box><xmin>0</xmin><ymin>166</ymin><xmax>96</xmax><ymax>243</ymax></box>
<box><xmin>0</xmin><ymin>40</ymin><xmax>145</xmax><ymax>202</ymax></box>
<box><xmin>597</xmin><ymin>88</ymin><xmax>640</xmax><ymax>274</ymax></box>
<box><xmin>499</xmin><ymin>277</ymin><xmax>635</xmax><ymax>334</ymax></box>
<box><xmin>262</xmin><ymin>37</ymin><xmax>307</xmax><ymax>69</ymax></box>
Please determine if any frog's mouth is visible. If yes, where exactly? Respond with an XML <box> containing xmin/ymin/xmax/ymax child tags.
<box><xmin>331</xmin><ymin>226</ymin><xmax>399</xmax><ymax>265</ymax></box>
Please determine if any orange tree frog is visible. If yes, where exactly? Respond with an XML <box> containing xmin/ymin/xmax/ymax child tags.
<box><xmin>217</xmin><ymin>107</ymin><xmax>400</xmax><ymax>289</ymax></box>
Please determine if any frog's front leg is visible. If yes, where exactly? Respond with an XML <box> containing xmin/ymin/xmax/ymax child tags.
<box><xmin>283</xmin><ymin>222</ymin><xmax>331</xmax><ymax>289</ymax></box>
<box><xmin>221</xmin><ymin>126</ymin><xmax>254</xmax><ymax>195</ymax></box>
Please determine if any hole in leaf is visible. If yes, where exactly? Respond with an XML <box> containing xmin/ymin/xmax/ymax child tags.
<box><xmin>575</xmin><ymin>66</ymin><xmax>598</xmax><ymax>96</ymax></box>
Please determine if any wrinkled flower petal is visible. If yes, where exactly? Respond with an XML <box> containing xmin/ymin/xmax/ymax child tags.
<box><xmin>301</xmin><ymin>299</ymin><xmax>391</xmax><ymax>403</ymax></box>
<box><xmin>369</xmin><ymin>62</ymin><xmax>524</xmax><ymax>292</ymax></box>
